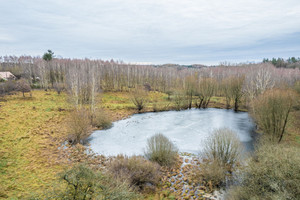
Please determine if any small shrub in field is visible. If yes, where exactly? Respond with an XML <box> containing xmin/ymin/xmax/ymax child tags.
<box><xmin>91</xmin><ymin>108</ymin><xmax>112</xmax><ymax>129</ymax></box>
<box><xmin>145</xmin><ymin>133</ymin><xmax>178</xmax><ymax>167</ymax></box>
<box><xmin>191</xmin><ymin>128</ymin><xmax>243</xmax><ymax>190</ymax></box>
<box><xmin>130</xmin><ymin>88</ymin><xmax>148</xmax><ymax>111</ymax></box>
<box><xmin>108</xmin><ymin>155</ymin><xmax>161</xmax><ymax>191</ymax></box>
<box><xmin>202</xmin><ymin>128</ymin><xmax>243</xmax><ymax>169</ymax></box>
<box><xmin>59</xmin><ymin>164</ymin><xmax>98</xmax><ymax>199</ymax></box>
<box><xmin>16</xmin><ymin>79</ymin><xmax>31</xmax><ymax>97</ymax></box>
<box><xmin>40</xmin><ymin>164</ymin><xmax>139</xmax><ymax>200</ymax></box>
<box><xmin>67</xmin><ymin>108</ymin><xmax>92</xmax><ymax>145</ymax></box>
<box><xmin>227</xmin><ymin>143</ymin><xmax>300</xmax><ymax>200</ymax></box>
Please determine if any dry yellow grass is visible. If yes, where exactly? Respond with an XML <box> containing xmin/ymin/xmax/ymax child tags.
<box><xmin>0</xmin><ymin>90</ymin><xmax>170</xmax><ymax>199</ymax></box>
<box><xmin>0</xmin><ymin>91</ymin><xmax>70</xmax><ymax>198</ymax></box>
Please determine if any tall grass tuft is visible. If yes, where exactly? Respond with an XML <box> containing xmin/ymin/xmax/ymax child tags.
<box><xmin>189</xmin><ymin>128</ymin><xmax>243</xmax><ymax>189</ymax></box>
<box><xmin>108</xmin><ymin>155</ymin><xmax>161</xmax><ymax>191</ymax></box>
<box><xmin>202</xmin><ymin>128</ymin><xmax>243</xmax><ymax>169</ymax></box>
<box><xmin>144</xmin><ymin>133</ymin><xmax>178</xmax><ymax>167</ymax></box>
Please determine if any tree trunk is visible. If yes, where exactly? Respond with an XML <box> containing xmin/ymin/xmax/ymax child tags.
<box><xmin>234</xmin><ymin>98</ymin><xmax>238</xmax><ymax>111</ymax></box>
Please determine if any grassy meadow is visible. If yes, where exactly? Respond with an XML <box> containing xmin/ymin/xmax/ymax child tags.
<box><xmin>0</xmin><ymin>89</ymin><xmax>299</xmax><ymax>199</ymax></box>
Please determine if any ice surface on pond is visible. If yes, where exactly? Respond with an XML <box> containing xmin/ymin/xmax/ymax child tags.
<box><xmin>88</xmin><ymin>108</ymin><xmax>256</xmax><ymax>156</ymax></box>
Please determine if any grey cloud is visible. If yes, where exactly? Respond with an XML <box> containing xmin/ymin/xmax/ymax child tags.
<box><xmin>0</xmin><ymin>0</ymin><xmax>300</xmax><ymax>64</ymax></box>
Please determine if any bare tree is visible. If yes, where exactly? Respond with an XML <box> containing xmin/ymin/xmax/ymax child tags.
<box><xmin>244</xmin><ymin>64</ymin><xmax>275</xmax><ymax>101</ymax></box>
<box><xmin>251</xmin><ymin>89</ymin><xmax>295</xmax><ymax>143</ymax></box>
<box><xmin>66</xmin><ymin>64</ymin><xmax>80</xmax><ymax>108</ymax></box>
<box><xmin>89</xmin><ymin>64</ymin><xmax>100</xmax><ymax>113</ymax></box>
<box><xmin>1</xmin><ymin>56</ymin><xmax>299</xmax><ymax>103</ymax></box>
<box><xmin>220</xmin><ymin>76</ymin><xmax>244</xmax><ymax>111</ymax></box>
<box><xmin>195</xmin><ymin>78</ymin><xmax>216</xmax><ymax>108</ymax></box>
<box><xmin>231</xmin><ymin>76</ymin><xmax>245</xmax><ymax>111</ymax></box>
<box><xmin>221</xmin><ymin>77</ymin><xmax>233</xmax><ymax>109</ymax></box>
<box><xmin>184</xmin><ymin>75</ymin><xmax>197</xmax><ymax>109</ymax></box>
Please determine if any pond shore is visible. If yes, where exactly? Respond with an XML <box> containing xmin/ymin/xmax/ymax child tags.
<box><xmin>4</xmin><ymin>90</ymin><xmax>295</xmax><ymax>199</ymax></box>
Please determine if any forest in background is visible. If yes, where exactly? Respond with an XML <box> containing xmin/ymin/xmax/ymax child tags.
<box><xmin>1</xmin><ymin>55</ymin><xmax>299</xmax><ymax>105</ymax></box>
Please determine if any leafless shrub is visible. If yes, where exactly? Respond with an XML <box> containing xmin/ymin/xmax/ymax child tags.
<box><xmin>67</xmin><ymin>108</ymin><xmax>92</xmax><ymax>145</ymax></box>
<box><xmin>108</xmin><ymin>155</ymin><xmax>161</xmax><ymax>191</ymax></box>
<box><xmin>90</xmin><ymin>108</ymin><xmax>112</xmax><ymax>129</ymax></box>
<box><xmin>251</xmin><ymin>89</ymin><xmax>296</xmax><ymax>143</ymax></box>
<box><xmin>145</xmin><ymin>133</ymin><xmax>178</xmax><ymax>167</ymax></box>
<box><xmin>191</xmin><ymin>128</ymin><xmax>243</xmax><ymax>190</ymax></box>
<box><xmin>130</xmin><ymin>88</ymin><xmax>148</xmax><ymax>111</ymax></box>
<box><xmin>202</xmin><ymin>128</ymin><xmax>243</xmax><ymax>169</ymax></box>
<box><xmin>16</xmin><ymin>78</ymin><xmax>31</xmax><ymax>97</ymax></box>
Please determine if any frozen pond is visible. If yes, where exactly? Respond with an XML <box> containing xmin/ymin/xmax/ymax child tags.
<box><xmin>88</xmin><ymin>108</ymin><xmax>256</xmax><ymax>156</ymax></box>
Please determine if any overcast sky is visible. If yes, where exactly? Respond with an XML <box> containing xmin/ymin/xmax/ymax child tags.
<box><xmin>1</xmin><ymin>0</ymin><xmax>300</xmax><ymax>65</ymax></box>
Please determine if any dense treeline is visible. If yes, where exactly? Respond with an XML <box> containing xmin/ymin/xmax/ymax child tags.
<box><xmin>1</xmin><ymin>56</ymin><xmax>299</xmax><ymax>109</ymax></box>
<box><xmin>263</xmin><ymin>57</ymin><xmax>300</xmax><ymax>69</ymax></box>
